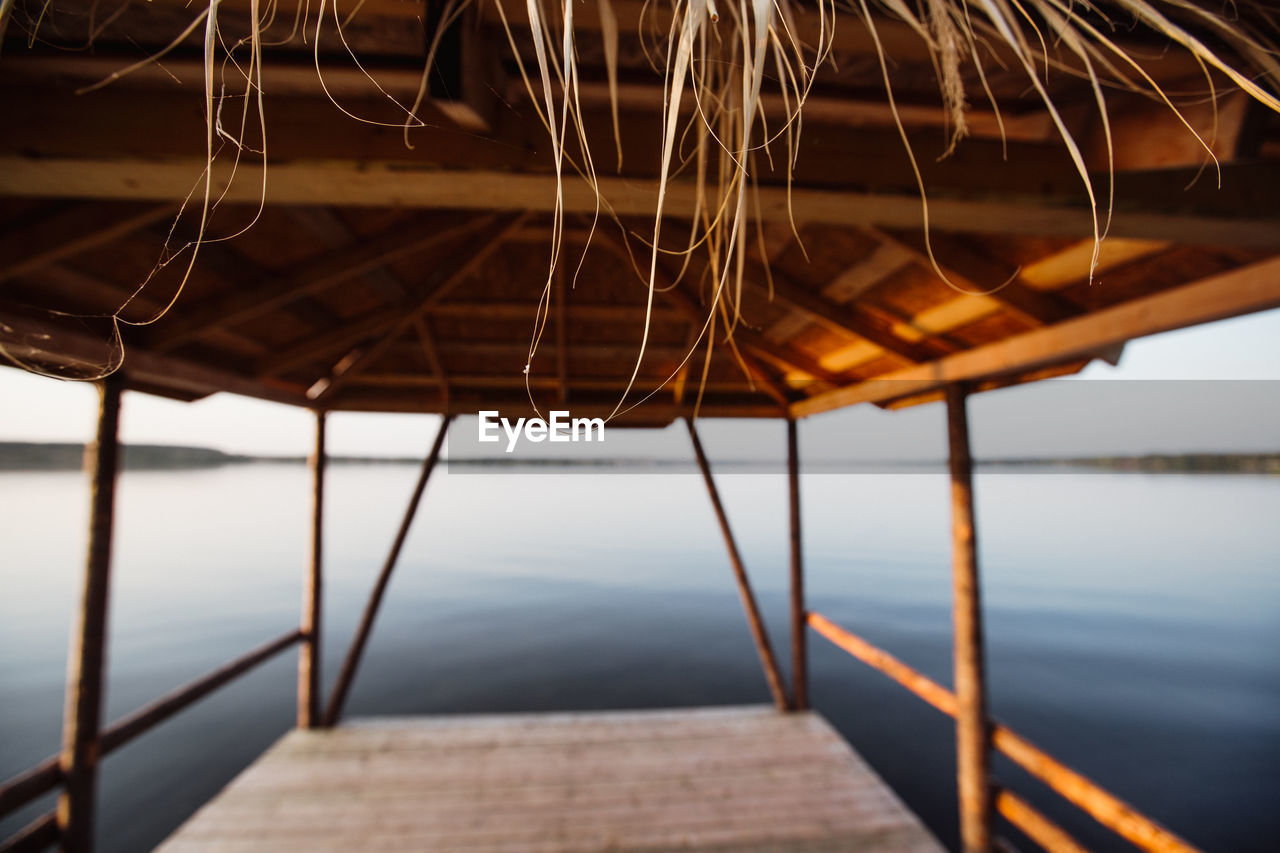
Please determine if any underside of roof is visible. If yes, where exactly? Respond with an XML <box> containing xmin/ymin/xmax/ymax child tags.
<box><xmin>1</xmin><ymin>0</ymin><xmax>1278</xmax><ymax>425</ymax></box>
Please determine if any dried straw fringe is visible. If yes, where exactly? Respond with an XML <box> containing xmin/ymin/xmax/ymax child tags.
<box><xmin>2</xmin><ymin>0</ymin><xmax>1278</xmax><ymax>416</ymax></box>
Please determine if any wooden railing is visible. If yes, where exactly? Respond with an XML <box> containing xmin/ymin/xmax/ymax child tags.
<box><xmin>808</xmin><ymin>611</ymin><xmax>1200</xmax><ymax>853</ymax></box>
<box><xmin>0</xmin><ymin>383</ymin><xmax>329</xmax><ymax>853</ymax></box>
<box><xmin>0</xmin><ymin>630</ymin><xmax>304</xmax><ymax>852</ymax></box>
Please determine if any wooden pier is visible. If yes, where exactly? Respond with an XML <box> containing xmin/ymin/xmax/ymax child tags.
<box><xmin>155</xmin><ymin>706</ymin><xmax>943</xmax><ymax>853</ymax></box>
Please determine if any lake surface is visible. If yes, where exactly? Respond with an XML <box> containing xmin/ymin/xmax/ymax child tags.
<box><xmin>2</xmin><ymin>461</ymin><xmax>1278</xmax><ymax>852</ymax></box>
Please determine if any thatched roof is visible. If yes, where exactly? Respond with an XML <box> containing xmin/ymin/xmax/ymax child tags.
<box><xmin>1</xmin><ymin>0</ymin><xmax>1278</xmax><ymax>424</ymax></box>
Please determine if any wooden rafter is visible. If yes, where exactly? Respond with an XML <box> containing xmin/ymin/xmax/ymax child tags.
<box><xmin>867</xmin><ymin>228</ymin><xmax>1081</xmax><ymax>327</ymax></box>
<box><xmin>306</xmin><ymin>215</ymin><xmax>527</xmax><ymax>398</ymax></box>
<box><xmin>594</xmin><ymin>232</ymin><xmax>830</xmax><ymax>393</ymax></box>
<box><xmin>413</xmin><ymin>317</ymin><xmax>449</xmax><ymax>408</ymax></box>
<box><xmin>288</xmin><ymin>207</ymin><xmax>412</xmax><ymax>304</ymax></box>
<box><xmin>791</xmin><ymin>254</ymin><xmax>1280</xmax><ymax>418</ymax></box>
<box><xmin>0</xmin><ymin>299</ymin><xmax>308</xmax><ymax>405</ymax></box>
<box><xmin>0</xmin><ymin>202</ymin><xmax>175</xmax><ymax>284</ymax></box>
<box><xmin>741</xmin><ymin>261</ymin><xmax>931</xmax><ymax>364</ymax></box>
<box><xmin>146</xmin><ymin>212</ymin><xmax>498</xmax><ymax>351</ymax></box>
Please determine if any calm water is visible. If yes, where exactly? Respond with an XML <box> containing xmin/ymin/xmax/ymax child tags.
<box><xmin>1</xmin><ymin>462</ymin><xmax>1278</xmax><ymax>852</ymax></box>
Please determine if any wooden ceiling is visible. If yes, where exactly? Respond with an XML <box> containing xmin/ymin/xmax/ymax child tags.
<box><xmin>1</xmin><ymin>0</ymin><xmax>1279</xmax><ymax>424</ymax></box>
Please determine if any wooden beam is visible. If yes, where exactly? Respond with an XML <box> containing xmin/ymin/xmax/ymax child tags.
<box><xmin>307</xmin><ymin>215</ymin><xmax>526</xmax><ymax>397</ymax></box>
<box><xmin>822</xmin><ymin>242</ymin><xmax>916</xmax><ymax>303</ymax></box>
<box><xmin>265</xmin><ymin>312</ymin><xmax>410</xmax><ymax>381</ymax></box>
<box><xmin>121</xmin><ymin>0</ymin><xmax>1207</xmax><ymax>86</ymax></box>
<box><xmin>947</xmin><ymin>384</ymin><xmax>992</xmax><ymax>853</ymax></box>
<box><xmin>0</xmin><ymin>202</ymin><xmax>174</xmax><ymax>283</ymax></box>
<box><xmin>787</xmin><ymin>418</ymin><xmax>807</xmax><ymax>712</ymax></box>
<box><xmin>326</xmin><ymin>388</ymin><xmax>785</xmax><ymax>419</ymax></box>
<box><xmin>288</xmin><ymin>207</ymin><xmax>412</xmax><ymax>304</ymax></box>
<box><xmin>98</xmin><ymin>631</ymin><xmax>303</xmax><ymax>754</ymax></box>
<box><xmin>0</xmin><ymin>300</ymin><xmax>310</xmax><ymax>406</ymax></box>
<box><xmin>146</xmin><ymin>212</ymin><xmax>497</xmax><ymax>351</ymax></box>
<box><xmin>511</xmin><ymin>79</ymin><xmax>1061</xmax><ymax>143</ymax></box>
<box><xmin>592</xmin><ymin>232</ymin><xmax>835</xmax><ymax>389</ymax></box>
<box><xmin>430</xmin><ymin>301</ymin><xmax>681</xmax><ymax>322</ymax></box>
<box><xmin>413</xmin><ymin>317</ymin><xmax>449</xmax><ymax>408</ymax></box>
<box><xmin>349</xmin><ymin>373</ymin><xmax>766</xmax><ymax>394</ymax></box>
<box><xmin>2</xmin><ymin>54</ymin><xmax>488</xmax><ymax>131</ymax></box>
<box><xmin>867</xmin><ymin>229</ymin><xmax>1081</xmax><ymax>327</ymax></box>
<box><xmin>808</xmin><ymin>611</ymin><xmax>1204</xmax><ymax>853</ymax></box>
<box><xmin>1018</xmin><ymin>237</ymin><xmax>1170</xmax><ymax>291</ymax></box>
<box><xmin>742</xmin><ymin>262</ymin><xmax>931</xmax><ymax>363</ymax></box>
<box><xmin>0</xmin><ymin>811</ymin><xmax>59</xmax><ymax>853</ymax></box>
<box><xmin>994</xmin><ymin>789</ymin><xmax>1090</xmax><ymax>853</ymax></box>
<box><xmin>791</xmin><ymin>254</ymin><xmax>1280</xmax><ymax>418</ymax></box>
<box><xmin>6</xmin><ymin>157</ymin><xmax>1279</xmax><ymax>246</ymax></box>
<box><xmin>58</xmin><ymin>373</ymin><xmax>123</xmax><ymax>853</ymax></box>
<box><xmin>642</xmin><ymin>248</ymin><xmax>845</xmax><ymax>385</ymax></box>
<box><xmin>298</xmin><ymin>410</ymin><xmax>325</xmax><ymax>729</ymax></box>
<box><xmin>686</xmin><ymin>419</ymin><xmax>790</xmax><ymax>712</ymax></box>
<box><xmin>1082</xmin><ymin>90</ymin><xmax>1254</xmax><ymax>172</ymax></box>
<box><xmin>323</xmin><ymin>416</ymin><xmax>451</xmax><ymax>726</ymax></box>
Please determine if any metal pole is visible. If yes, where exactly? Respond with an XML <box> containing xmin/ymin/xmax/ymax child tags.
<box><xmin>787</xmin><ymin>418</ymin><xmax>808</xmax><ymax>711</ymax></box>
<box><xmin>58</xmin><ymin>372</ymin><xmax>124</xmax><ymax>852</ymax></box>
<box><xmin>946</xmin><ymin>383</ymin><xmax>992</xmax><ymax>853</ymax></box>
<box><xmin>299</xmin><ymin>410</ymin><xmax>326</xmax><ymax>728</ymax></box>
<box><xmin>324</xmin><ymin>415</ymin><xmax>452</xmax><ymax>726</ymax></box>
<box><xmin>685</xmin><ymin>418</ymin><xmax>789</xmax><ymax>711</ymax></box>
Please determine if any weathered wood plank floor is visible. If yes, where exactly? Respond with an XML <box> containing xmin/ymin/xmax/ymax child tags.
<box><xmin>156</xmin><ymin>705</ymin><xmax>944</xmax><ymax>852</ymax></box>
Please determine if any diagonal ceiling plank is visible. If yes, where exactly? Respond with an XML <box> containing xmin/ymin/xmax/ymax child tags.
<box><xmin>656</xmin><ymin>260</ymin><xmax>840</xmax><ymax>389</ymax></box>
<box><xmin>0</xmin><ymin>202</ymin><xmax>176</xmax><ymax>284</ymax></box>
<box><xmin>288</xmin><ymin>207</ymin><xmax>413</xmax><ymax>304</ymax></box>
<box><xmin>413</xmin><ymin>316</ymin><xmax>449</xmax><ymax>408</ymax></box>
<box><xmin>594</xmin><ymin>232</ymin><xmax>823</xmax><ymax>394</ymax></box>
<box><xmin>303</xmin><ymin>215</ymin><xmax>528</xmax><ymax>397</ymax></box>
<box><xmin>741</xmin><ymin>261</ymin><xmax>933</xmax><ymax>364</ymax></box>
<box><xmin>866</xmin><ymin>228</ymin><xmax>1081</xmax><ymax>328</ymax></box>
<box><xmin>263</xmin><ymin>217</ymin><xmax>521</xmax><ymax>380</ymax></box>
<box><xmin>145</xmin><ymin>211</ymin><xmax>499</xmax><ymax>351</ymax></box>
<box><xmin>821</xmin><ymin>241</ymin><xmax>916</xmax><ymax>303</ymax></box>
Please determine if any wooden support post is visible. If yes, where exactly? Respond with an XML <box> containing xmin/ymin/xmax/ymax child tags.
<box><xmin>685</xmin><ymin>419</ymin><xmax>789</xmax><ymax>712</ymax></box>
<box><xmin>787</xmin><ymin>418</ymin><xmax>808</xmax><ymax>711</ymax></box>
<box><xmin>946</xmin><ymin>384</ymin><xmax>992</xmax><ymax>853</ymax></box>
<box><xmin>58</xmin><ymin>372</ymin><xmax>123</xmax><ymax>853</ymax></box>
<box><xmin>323</xmin><ymin>416</ymin><xmax>452</xmax><ymax>726</ymax></box>
<box><xmin>299</xmin><ymin>410</ymin><xmax>326</xmax><ymax>728</ymax></box>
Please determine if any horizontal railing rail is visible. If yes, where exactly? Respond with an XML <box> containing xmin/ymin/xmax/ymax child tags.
<box><xmin>807</xmin><ymin>611</ymin><xmax>1199</xmax><ymax>853</ymax></box>
<box><xmin>0</xmin><ymin>628</ymin><xmax>303</xmax><ymax>834</ymax></box>
<box><xmin>994</xmin><ymin>786</ymin><xmax>1090</xmax><ymax>853</ymax></box>
<box><xmin>0</xmin><ymin>811</ymin><xmax>57</xmax><ymax>853</ymax></box>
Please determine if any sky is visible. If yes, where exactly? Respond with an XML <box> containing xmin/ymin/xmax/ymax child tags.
<box><xmin>1</xmin><ymin>306</ymin><xmax>1278</xmax><ymax>459</ymax></box>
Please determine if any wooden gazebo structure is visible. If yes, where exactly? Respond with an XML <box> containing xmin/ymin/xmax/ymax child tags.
<box><xmin>1</xmin><ymin>0</ymin><xmax>1278</xmax><ymax>850</ymax></box>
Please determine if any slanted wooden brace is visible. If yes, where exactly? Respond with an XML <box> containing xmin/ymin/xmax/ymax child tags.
<box><xmin>323</xmin><ymin>415</ymin><xmax>452</xmax><ymax>726</ymax></box>
<box><xmin>686</xmin><ymin>418</ymin><xmax>790</xmax><ymax>712</ymax></box>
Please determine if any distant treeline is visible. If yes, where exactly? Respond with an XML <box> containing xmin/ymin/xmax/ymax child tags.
<box><xmin>984</xmin><ymin>454</ymin><xmax>1280</xmax><ymax>474</ymax></box>
<box><xmin>0</xmin><ymin>442</ymin><xmax>418</xmax><ymax>470</ymax></box>
<box><xmin>1</xmin><ymin>442</ymin><xmax>1277</xmax><ymax>473</ymax></box>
